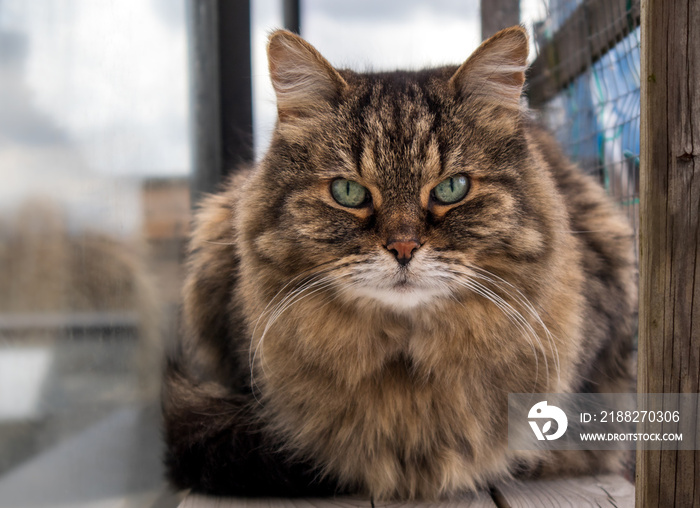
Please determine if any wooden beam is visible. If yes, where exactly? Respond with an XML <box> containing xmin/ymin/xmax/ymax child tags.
<box><xmin>527</xmin><ymin>0</ymin><xmax>640</xmax><ymax>108</ymax></box>
<box><xmin>480</xmin><ymin>0</ymin><xmax>519</xmax><ymax>40</ymax></box>
<box><xmin>637</xmin><ymin>0</ymin><xmax>700</xmax><ymax>506</ymax></box>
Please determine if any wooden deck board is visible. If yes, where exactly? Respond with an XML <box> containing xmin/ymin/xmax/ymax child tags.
<box><xmin>492</xmin><ymin>474</ymin><xmax>634</xmax><ymax>508</ymax></box>
<box><xmin>180</xmin><ymin>491</ymin><xmax>497</xmax><ymax>508</ymax></box>
<box><xmin>179</xmin><ymin>474</ymin><xmax>633</xmax><ymax>508</ymax></box>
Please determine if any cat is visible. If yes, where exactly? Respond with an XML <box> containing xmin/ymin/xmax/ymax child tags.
<box><xmin>162</xmin><ymin>26</ymin><xmax>637</xmax><ymax>499</ymax></box>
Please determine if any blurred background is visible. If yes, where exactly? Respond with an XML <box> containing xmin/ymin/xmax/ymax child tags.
<box><xmin>0</xmin><ymin>0</ymin><xmax>639</xmax><ymax>507</ymax></box>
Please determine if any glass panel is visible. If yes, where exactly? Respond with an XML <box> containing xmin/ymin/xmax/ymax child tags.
<box><xmin>0</xmin><ymin>0</ymin><xmax>190</xmax><ymax>505</ymax></box>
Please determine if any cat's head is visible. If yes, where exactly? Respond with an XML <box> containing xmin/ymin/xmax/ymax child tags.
<box><xmin>241</xmin><ymin>26</ymin><xmax>562</xmax><ymax>311</ymax></box>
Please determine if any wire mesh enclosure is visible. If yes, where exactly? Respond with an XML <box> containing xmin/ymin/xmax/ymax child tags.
<box><xmin>526</xmin><ymin>0</ymin><xmax>641</xmax><ymax>258</ymax></box>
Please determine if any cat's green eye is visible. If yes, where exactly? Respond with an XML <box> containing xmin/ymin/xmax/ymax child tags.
<box><xmin>432</xmin><ymin>174</ymin><xmax>470</xmax><ymax>205</ymax></box>
<box><xmin>331</xmin><ymin>179</ymin><xmax>369</xmax><ymax>208</ymax></box>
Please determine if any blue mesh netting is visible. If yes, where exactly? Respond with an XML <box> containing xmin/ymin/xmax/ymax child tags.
<box><xmin>528</xmin><ymin>0</ymin><xmax>640</xmax><ymax>257</ymax></box>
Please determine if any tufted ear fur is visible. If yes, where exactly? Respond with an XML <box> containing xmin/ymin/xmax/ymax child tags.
<box><xmin>448</xmin><ymin>26</ymin><xmax>529</xmax><ymax>109</ymax></box>
<box><xmin>268</xmin><ymin>30</ymin><xmax>348</xmax><ymax>121</ymax></box>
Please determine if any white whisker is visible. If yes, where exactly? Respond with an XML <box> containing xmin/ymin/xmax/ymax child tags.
<box><xmin>248</xmin><ymin>262</ymin><xmax>361</xmax><ymax>404</ymax></box>
<box><xmin>449</xmin><ymin>275</ymin><xmax>544</xmax><ymax>386</ymax></box>
<box><xmin>447</xmin><ymin>264</ymin><xmax>561</xmax><ymax>390</ymax></box>
<box><xmin>249</xmin><ymin>259</ymin><xmax>353</xmax><ymax>375</ymax></box>
<box><xmin>251</xmin><ymin>275</ymin><xmax>335</xmax><ymax>401</ymax></box>
<box><xmin>469</xmin><ymin>266</ymin><xmax>561</xmax><ymax>385</ymax></box>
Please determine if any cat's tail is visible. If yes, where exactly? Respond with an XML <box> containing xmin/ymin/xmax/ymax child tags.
<box><xmin>161</xmin><ymin>349</ymin><xmax>340</xmax><ymax>496</ymax></box>
<box><xmin>162</xmin><ymin>349</ymin><xmax>260</xmax><ymax>494</ymax></box>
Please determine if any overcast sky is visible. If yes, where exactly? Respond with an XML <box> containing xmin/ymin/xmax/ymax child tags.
<box><xmin>0</xmin><ymin>0</ymin><xmax>190</xmax><ymax>177</ymax></box>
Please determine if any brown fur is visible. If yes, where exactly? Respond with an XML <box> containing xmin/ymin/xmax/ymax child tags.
<box><xmin>162</xmin><ymin>27</ymin><xmax>636</xmax><ymax>499</ymax></box>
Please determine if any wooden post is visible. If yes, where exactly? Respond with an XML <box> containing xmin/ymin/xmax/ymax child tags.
<box><xmin>480</xmin><ymin>0</ymin><xmax>519</xmax><ymax>40</ymax></box>
<box><xmin>637</xmin><ymin>0</ymin><xmax>700</xmax><ymax>506</ymax></box>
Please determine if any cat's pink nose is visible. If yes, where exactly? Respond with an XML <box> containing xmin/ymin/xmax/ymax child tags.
<box><xmin>386</xmin><ymin>239</ymin><xmax>420</xmax><ymax>266</ymax></box>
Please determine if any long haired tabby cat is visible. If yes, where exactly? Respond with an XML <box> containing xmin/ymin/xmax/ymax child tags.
<box><xmin>162</xmin><ymin>26</ymin><xmax>636</xmax><ymax>499</ymax></box>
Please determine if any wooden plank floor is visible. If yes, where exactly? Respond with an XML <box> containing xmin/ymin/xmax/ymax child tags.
<box><xmin>493</xmin><ymin>474</ymin><xmax>635</xmax><ymax>507</ymax></box>
<box><xmin>181</xmin><ymin>494</ymin><xmax>496</xmax><ymax>508</ymax></box>
<box><xmin>180</xmin><ymin>474</ymin><xmax>634</xmax><ymax>508</ymax></box>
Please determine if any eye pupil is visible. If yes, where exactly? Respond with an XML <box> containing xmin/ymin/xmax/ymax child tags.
<box><xmin>331</xmin><ymin>178</ymin><xmax>369</xmax><ymax>208</ymax></box>
<box><xmin>432</xmin><ymin>174</ymin><xmax>469</xmax><ymax>205</ymax></box>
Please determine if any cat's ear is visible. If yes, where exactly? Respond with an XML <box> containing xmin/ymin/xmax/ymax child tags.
<box><xmin>268</xmin><ymin>30</ymin><xmax>348</xmax><ymax>121</ymax></box>
<box><xmin>448</xmin><ymin>26</ymin><xmax>529</xmax><ymax>109</ymax></box>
